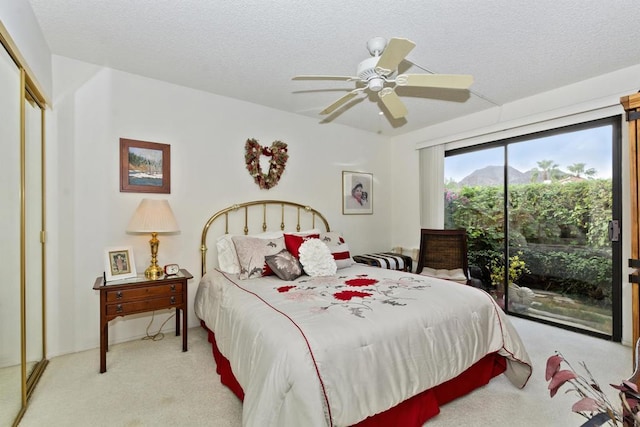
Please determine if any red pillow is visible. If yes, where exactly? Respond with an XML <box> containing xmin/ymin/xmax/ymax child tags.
<box><xmin>284</xmin><ymin>233</ymin><xmax>320</xmax><ymax>259</ymax></box>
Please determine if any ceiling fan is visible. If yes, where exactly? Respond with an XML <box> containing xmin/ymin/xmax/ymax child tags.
<box><xmin>292</xmin><ymin>37</ymin><xmax>473</xmax><ymax>120</ymax></box>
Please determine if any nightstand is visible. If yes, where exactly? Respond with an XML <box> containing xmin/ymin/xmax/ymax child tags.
<box><xmin>93</xmin><ymin>269</ymin><xmax>193</xmax><ymax>373</ymax></box>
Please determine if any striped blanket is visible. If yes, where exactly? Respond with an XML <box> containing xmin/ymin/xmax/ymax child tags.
<box><xmin>352</xmin><ymin>252</ymin><xmax>413</xmax><ymax>272</ymax></box>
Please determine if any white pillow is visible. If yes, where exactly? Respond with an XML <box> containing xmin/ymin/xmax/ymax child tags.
<box><xmin>419</xmin><ymin>267</ymin><xmax>467</xmax><ymax>284</ymax></box>
<box><xmin>298</xmin><ymin>238</ymin><xmax>337</xmax><ymax>277</ymax></box>
<box><xmin>319</xmin><ymin>231</ymin><xmax>354</xmax><ymax>269</ymax></box>
<box><xmin>216</xmin><ymin>231</ymin><xmax>283</xmax><ymax>273</ymax></box>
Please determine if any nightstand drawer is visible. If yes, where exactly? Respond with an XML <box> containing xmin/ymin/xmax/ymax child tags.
<box><xmin>106</xmin><ymin>294</ymin><xmax>183</xmax><ymax>316</ymax></box>
<box><xmin>106</xmin><ymin>283</ymin><xmax>183</xmax><ymax>302</ymax></box>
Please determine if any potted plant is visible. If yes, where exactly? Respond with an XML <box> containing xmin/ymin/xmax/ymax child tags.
<box><xmin>490</xmin><ymin>252</ymin><xmax>531</xmax><ymax>309</ymax></box>
<box><xmin>546</xmin><ymin>352</ymin><xmax>640</xmax><ymax>426</ymax></box>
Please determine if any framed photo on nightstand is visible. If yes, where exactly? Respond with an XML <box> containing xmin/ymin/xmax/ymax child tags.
<box><xmin>104</xmin><ymin>246</ymin><xmax>137</xmax><ymax>281</ymax></box>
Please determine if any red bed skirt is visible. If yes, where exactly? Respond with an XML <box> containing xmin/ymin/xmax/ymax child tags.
<box><xmin>203</xmin><ymin>322</ymin><xmax>506</xmax><ymax>426</ymax></box>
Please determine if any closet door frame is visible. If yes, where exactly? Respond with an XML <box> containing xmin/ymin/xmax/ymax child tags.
<box><xmin>0</xmin><ymin>21</ymin><xmax>49</xmax><ymax>427</ymax></box>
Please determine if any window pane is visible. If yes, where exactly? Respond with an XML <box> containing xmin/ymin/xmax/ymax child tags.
<box><xmin>444</xmin><ymin>121</ymin><xmax>615</xmax><ymax>337</ymax></box>
<box><xmin>445</xmin><ymin>146</ymin><xmax>505</xmax><ymax>299</ymax></box>
<box><xmin>507</xmin><ymin>126</ymin><xmax>613</xmax><ymax>334</ymax></box>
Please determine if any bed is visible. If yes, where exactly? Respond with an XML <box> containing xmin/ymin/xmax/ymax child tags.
<box><xmin>194</xmin><ymin>200</ymin><xmax>532</xmax><ymax>426</ymax></box>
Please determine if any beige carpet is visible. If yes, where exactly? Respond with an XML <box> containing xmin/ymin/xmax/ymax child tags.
<box><xmin>18</xmin><ymin>317</ymin><xmax>631</xmax><ymax>426</ymax></box>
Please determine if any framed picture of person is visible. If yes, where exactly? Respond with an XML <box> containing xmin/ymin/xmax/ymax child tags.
<box><xmin>342</xmin><ymin>171</ymin><xmax>373</xmax><ymax>215</ymax></box>
<box><xmin>104</xmin><ymin>246</ymin><xmax>137</xmax><ymax>281</ymax></box>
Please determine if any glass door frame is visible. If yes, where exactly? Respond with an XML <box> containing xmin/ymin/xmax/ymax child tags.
<box><xmin>0</xmin><ymin>21</ymin><xmax>48</xmax><ymax>427</ymax></box>
<box><xmin>445</xmin><ymin>116</ymin><xmax>622</xmax><ymax>341</ymax></box>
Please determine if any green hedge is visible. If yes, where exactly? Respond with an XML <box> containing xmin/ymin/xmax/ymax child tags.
<box><xmin>445</xmin><ymin>179</ymin><xmax>612</xmax><ymax>306</ymax></box>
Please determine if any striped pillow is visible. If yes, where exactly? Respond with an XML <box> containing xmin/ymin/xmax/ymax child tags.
<box><xmin>320</xmin><ymin>232</ymin><xmax>354</xmax><ymax>269</ymax></box>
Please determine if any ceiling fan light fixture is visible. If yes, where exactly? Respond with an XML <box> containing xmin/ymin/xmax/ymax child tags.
<box><xmin>368</xmin><ymin>77</ymin><xmax>385</xmax><ymax>92</ymax></box>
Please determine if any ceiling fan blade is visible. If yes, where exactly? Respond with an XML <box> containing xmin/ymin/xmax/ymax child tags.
<box><xmin>375</xmin><ymin>38</ymin><xmax>416</xmax><ymax>76</ymax></box>
<box><xmin>378</xmin><ymin>87</ymin><xmax>408</xmax><ymax>119</ymax></box>
<box><xmin>320</xmin><ymin>88</ymin><xmax>363</xmax><ymax>115</ymax></box>
<box><xmin>292</xmin><ymin>75</ymin><xmax>359</xmax><ymax>81</ymax></box>
<box><xmin>395</xmin><ymin>74</ymin><xmax>474</xmax><ymax>89</ymax></box>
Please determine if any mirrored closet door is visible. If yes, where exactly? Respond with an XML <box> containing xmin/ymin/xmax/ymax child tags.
<box><xmin>0</xmin><ymin>31</ymin><xmax>23</xmax><ymax>427</ymax></box>
<box><xmin>24</xmin><ymin>88</ymin><xmax>47</xmax><ymax>398</ymax></box>
<box><xmin>0</xmin><ymin>24</ymin><xmax>48</xmax><ymax>427</ymax></box>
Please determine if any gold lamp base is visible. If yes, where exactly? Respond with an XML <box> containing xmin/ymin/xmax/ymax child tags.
<box><xmin>145</xmin><ymin>264</ymin><xmax>163</xmax><ymax>280</ymax></box>
<box><xmin>145</xmin><ymin>232</ymin><xmax>163</xmax><ymax>280</ymax></box>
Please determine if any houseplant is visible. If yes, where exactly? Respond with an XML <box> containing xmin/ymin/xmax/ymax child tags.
<box><xmin>490</xmin><ymin>251</ymin><xmax>528</xmax><ymax>292</ymax></box>
<box><xmin>546</xmin><ymin>352</ymin><xmax>640</xmax><ymax>426</ymax></box>
<box><xmin>489</xmin><ymin>252</ymin><xmax>533</xmax><ymax>310</ymax></box>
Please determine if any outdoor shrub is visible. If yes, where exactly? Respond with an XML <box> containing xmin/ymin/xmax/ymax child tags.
<box><xmin>446</xmin><ymin>178</ymin><xmax>613</xmax><ymax>305</ymax></box>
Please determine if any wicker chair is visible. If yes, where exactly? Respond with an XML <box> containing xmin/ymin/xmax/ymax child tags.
<box><xmin>415</xmin><ymin>228</ymin><xmax>469</xmax><ymax>284</ymax></box>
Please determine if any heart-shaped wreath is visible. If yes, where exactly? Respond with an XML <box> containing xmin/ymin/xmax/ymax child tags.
<box><xmin>245</xmin><ymin>138</ymin><xmax>289</xmax><ymax>189</ymax></box>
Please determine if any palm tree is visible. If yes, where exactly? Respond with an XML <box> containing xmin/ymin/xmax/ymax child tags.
<box><xmin>567</xmin><ymin>163</ymin><xmax>597</xmax><ymax>179</ymax></box>
<box><xmin>531</xmin><ymin>159</ymin><xmax>560</xmax><ymax>182</ymax></box>
<box><xmin>567</xmin><ymin>163</ymin><xmax>586</xmax><ymax>178</ymax></box>
<box><xmin>584</xmin><ymin>167</ymin><xmax>597</xmax><ymax>179</ymax></box>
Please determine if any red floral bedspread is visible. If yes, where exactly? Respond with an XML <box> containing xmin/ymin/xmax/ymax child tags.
<box><xmin>194</xmin><ymin>264</ymin><xmax>532</xmax><ymax>427</ymax></box>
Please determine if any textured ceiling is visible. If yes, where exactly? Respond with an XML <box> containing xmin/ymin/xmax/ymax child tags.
<box><xmin>26</xmin><ymin>0</ymin><xmax>640</xmax><ymax>136</ymax></box>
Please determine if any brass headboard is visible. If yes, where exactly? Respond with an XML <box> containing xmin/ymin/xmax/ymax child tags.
<box><xmin>200</xmin><ymin>200</ymin><xmax>331</xmax><ymax>276</ymax></box>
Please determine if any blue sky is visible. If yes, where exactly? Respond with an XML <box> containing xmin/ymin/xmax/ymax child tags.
<box><xmin>445</xmin><ymin>125</ymin><xmax>613</xmax><ymax>182</ymax></box>
<box><xmin>130</xmin><ymin>147</ymin><xmax>163</xmax><ymax>163</ymax></box>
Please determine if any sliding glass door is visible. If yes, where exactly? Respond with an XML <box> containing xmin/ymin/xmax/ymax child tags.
<box><xmin>444</xmin><ymin>117</ymin><xmax>621</xmax><ymax>339</ymax></box>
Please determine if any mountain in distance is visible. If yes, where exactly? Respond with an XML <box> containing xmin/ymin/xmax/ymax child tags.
<box><xmin>458</xmin><ymin>165</ymin><xmax>523</xmax><ymax>186</ymax></box>
<box><xmin>456</xmin><ymin>165</ymin><xmax>569</xmax><ymax>186</ymax></box>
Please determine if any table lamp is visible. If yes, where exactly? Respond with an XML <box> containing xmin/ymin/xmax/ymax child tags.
<box><xmin>126</xmin><ymin>198</ymin><xmax>180</xmax><ymax>279</ymax></box>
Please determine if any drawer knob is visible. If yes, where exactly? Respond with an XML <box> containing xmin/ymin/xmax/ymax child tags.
<box><xmin>170</xmin><ymin>284</ymin><xmax>176</xmax><ymax>291</ymax></box>
<box><xmin>170</xmin><ymin>296</ymin><xmax>176</xmax><ymax>304</ymax></box>
<box><xmin>116</xmin><ymin>304</ymin><xmax>123</xmax><ymax>313</ymax></box>
<box><xmin>116</xmin><ymin>291</ymin><xmax>123</xmax><ymax>299</ymax></box>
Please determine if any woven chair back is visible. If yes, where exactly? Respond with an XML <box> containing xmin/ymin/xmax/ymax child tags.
<box><xmin>416</xmin><ymin>228</ymin><xmax>469</xmax><ymax>278</ymax></box>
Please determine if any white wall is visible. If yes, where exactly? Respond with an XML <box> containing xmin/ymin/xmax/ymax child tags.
<box><xmin>389</xmin><ymin>65</ymin><xmax>640</xmax><ymax>346</ymax></box>
<box><xmin>0</xmin><ymin>0</ymin><xmax>52</xmax><ymax>99</ymax></box>
<box><xmin>46</xmin><ymin>55</ymin><xmax>392</xmax><ymax>357</ymax></box>
<box><xmin>6</xmin><ymin>0</ymin><xmax>639</xmax><ymax>356</ymax></box>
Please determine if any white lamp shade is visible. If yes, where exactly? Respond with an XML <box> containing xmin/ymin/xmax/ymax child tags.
<box><xmin>126</xmin><ymin>199</ymin><xmax>180</xmax><ymax>233</ymax></box>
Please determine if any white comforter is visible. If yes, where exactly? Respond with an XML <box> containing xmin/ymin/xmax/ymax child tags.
<box><xmin>194</xmin><ymin>264</ymin><xmax>532</xmax><ymax>427</ymax></box>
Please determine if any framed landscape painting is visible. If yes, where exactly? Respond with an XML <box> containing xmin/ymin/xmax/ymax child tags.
<box><xmin>120</xmin><ymin>138</ymin><xmax>171</xmax><ymax>193</ymax></box>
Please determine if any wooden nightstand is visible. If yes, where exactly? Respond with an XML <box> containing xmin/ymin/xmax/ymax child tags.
<box><xmin>93</xmin><ymin>269</ymin><xmax>193</xmax><ymax>373</ymax></box>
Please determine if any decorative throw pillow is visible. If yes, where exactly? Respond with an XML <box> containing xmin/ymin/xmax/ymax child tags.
<box><xmin>320</xmin><ymin>231</ymin><xmax>354</xmax><ymax>269</ymax></box>
<box><xmin>284</xmin><ymin>232</ymin><xmax>320</xmax><ymax>259</ymax></box>
<box><xmin>265</xmin><ymin>250</ymin><xmax>303</xmax><ymax>281</ymax></box>
<box><xmin>298</xmin><ymin>238</ymin><xmax>337</xmax><ymax>277</ymax></box>
<box><xmin>217</xmin><ymin>231</ymin><xmax>283</xmax><ymax>274</ymax></box>
<box><xmin>232</xmin><ymin>235</ymin><xmax>285</xmax><ymax>279</ymax></box>
<box><xmin>216</xmin><ymin>234</ymin><xmax>241</xmax><ymax>274</ymax></box>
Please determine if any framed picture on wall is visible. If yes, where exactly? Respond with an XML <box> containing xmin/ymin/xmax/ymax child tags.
<box><xmin>104</xmin><ymin>246</ymin><xmax>137</xmax><ymax>281</ymax></box>
<box><xmin>120</xmin><ymin>138</ymin><xmax>171</xmax><ymax>193</ymax></box>
<box><xmin>342</xmin><ymin>171</ymin><xmax>373</xmax><ymax>215</ymax></box>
